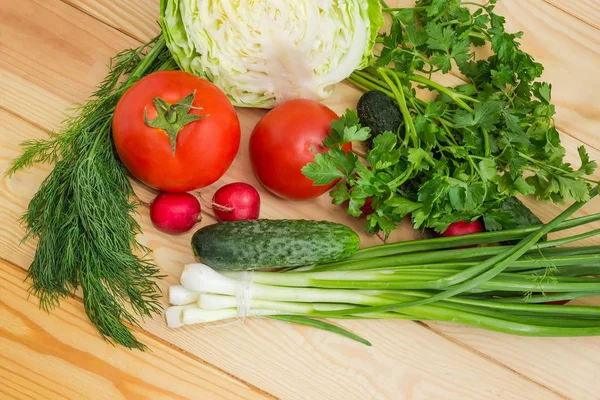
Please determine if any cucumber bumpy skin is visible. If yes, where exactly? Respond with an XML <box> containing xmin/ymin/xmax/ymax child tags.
<box><xmin>191</xmin><ymin>219</ymin><xmax>361</xmax><ymax>270</ymax></box>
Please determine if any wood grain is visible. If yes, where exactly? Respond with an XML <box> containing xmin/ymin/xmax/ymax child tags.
<box><xmin>1</xmin><ymin>0</ymin><xmax>600</xmax><ymax>399</ymax></box>
<box><xmin>62</xmin><ymin>0</ymin><xmax>160</xmax><ymax>42</ymax></box>
<box><xmin>543</xmin><ymin>0</ymin><xmax>600</xmax><ymax>30</ymax></box>
<box><xmin>0</xmin><ymin>0</ymin><xmax>139</xmax><ymax>129</ymax></box>
<box><xmin>424</xmin><ymin>321</ymin><xmax>600</xmax><ymax>400</ymax></box>
<box><xmin>0</xmin><ymin>259</ymin><xmax>269</xmax><ymax>400</ymax></box>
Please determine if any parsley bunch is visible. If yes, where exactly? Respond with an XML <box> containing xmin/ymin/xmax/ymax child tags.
<box><xmin>303</xmin><ymin>0</ymin><xmax>597</xmax><ymax>236</ymax></box>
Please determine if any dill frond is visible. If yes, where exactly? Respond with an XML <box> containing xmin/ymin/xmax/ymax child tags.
<box><xmin>10</xmin><ymin>34</ymin><xmax>176</xmax><ymax>350</ymax></box>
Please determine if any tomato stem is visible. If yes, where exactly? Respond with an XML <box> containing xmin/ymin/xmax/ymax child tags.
<box><xmin>144</xmin><ymin>91</ymin><xmax>206</xmax><ymax>156</ymax></box>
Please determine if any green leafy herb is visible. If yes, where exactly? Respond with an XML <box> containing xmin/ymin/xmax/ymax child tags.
<box><xmin>7</xmin><ymin>35</ymin><xmax>177</xmax><ymax>350</ymax></box>
<box><xmin>308</xmin><ymin>0</ymin><xmax>598</xmax><ymax>236</ymax></box>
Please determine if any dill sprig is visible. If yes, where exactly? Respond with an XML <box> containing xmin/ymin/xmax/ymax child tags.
<box><xmin>8</xmin><ymin>34</ymin><xmax>178</xmax><ymax>350</ymax></box>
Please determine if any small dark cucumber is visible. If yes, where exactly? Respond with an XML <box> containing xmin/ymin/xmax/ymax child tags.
<box><xmin>191</xmin><ymin>219</ymin><xmax>361</xmax><ymax>270</ymax></box>
<box><xmin>357</xmin><ymin>90</ymin><xmax>404</xmax><ymax>149</ymax></box>
<box><xmin>497</xmin><ymin>197</ymin><xmax>546</xmax><ymax>244</ymax></box>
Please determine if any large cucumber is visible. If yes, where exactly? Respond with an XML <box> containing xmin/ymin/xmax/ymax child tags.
<box><xmin>191</xmin><ymin>219</ymin><xmax>360</xmax><ymax>270</ymax></box>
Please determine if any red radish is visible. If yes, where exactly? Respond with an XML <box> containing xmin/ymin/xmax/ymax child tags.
<box><xmin>440</xmin><ymin>220</ymin><xmax>484</xmax><ymax>238</ymax></box>
<box><xmin>540</xmin><ymin>293</ymin><xmax>569</xmax><ymax>306</ymax></box>
<box><xmin>545</xmin><ymin>299</ymin><xmax>570</xmax><ymax>306</ymax></box>
<box><xmin>344</xmin><ymin>183</ymin><xmax>375</xmax><ymax>217</ymax></box>
<box><xmin>212</xmin><ymin>182</ymin><xmax>260</xmax><ymax>222</ymax></box>
<box><xmin>437</xmin><ymin>220</ymin><xmax>485</xmax><ymax>248</ymax></box>
<box><xmin>150</xmin><ymin>192</ymin><xmax>201</xmax><ymax>234</ymax></box>
<box><xmin>360</xmin><ymin>197</ymin><xmax>375</xmax><ymax>216</ymax></box>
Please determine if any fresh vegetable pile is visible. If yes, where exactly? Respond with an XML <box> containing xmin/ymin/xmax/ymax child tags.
<box><xmin>303</xmin><ymin>0</ymin><xmax>597</xmax><ymax>236</ymax></box>
<box><xmin>168</xmin><ymin>199</ymin><xmax>600</xmax><ymax>345</ymax></box>
<box><xmin>7</xmin><ymin>0</ymin><xmax>382</xmax><ymax>349</ymax></box>
<box><xmin>7</xmin><ymin>0</ymin><xmax>600</xmax><ymax>351</ymax></box>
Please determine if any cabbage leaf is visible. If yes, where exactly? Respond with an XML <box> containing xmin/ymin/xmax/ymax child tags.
<box><xmin>160</xmin><ymin>0</ymin><xmax>383</xmax><ymax>108</ymax></box>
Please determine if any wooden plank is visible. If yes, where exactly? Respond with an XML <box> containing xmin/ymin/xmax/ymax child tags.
<box><xmin>0</xmin><ymin>103</ymin><xmax>562</xmax><ymax>400</ymax></box>
<box><xmin>0</xmin><ymin>0</ymin><xmax>139</xmax><ymax>129</ymax></box>
<box><xmin>424</xmin><ymin>321</ymin><xmax>600</xmax><ymax>400</ymax></box>
<box><xmin>0</xmin><ymin>259</ymin><xmax>269</xmax><ymax>400</ymax></box>
<box><xmin>0</xmin><ymin>1</ymin><xmax>598</xmax><ymax>399</ymax></box>
<box><xmin>543</xmin><ymin>0</ymin><xmax>600</xmax><ymax>30</ymax></box>
<box><xmin>62</xmin><ymin>0</ymin><xmax>160</xmax><ymax>42</ymax></box>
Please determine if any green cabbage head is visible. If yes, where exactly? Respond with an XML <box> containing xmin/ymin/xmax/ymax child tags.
<box><xmin>160</xmin><ymin>0</ymin><xmax>383</xmax><ymax>108</ymax></box>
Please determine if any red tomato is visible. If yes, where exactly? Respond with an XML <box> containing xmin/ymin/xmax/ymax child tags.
<box><xmin>112</xmin><ymin>70</ymin><xmax>240</xmax><ymax>192</ymax></box>
<box><xmin>249</xmin><ymin>99</ymin><xmax>351</xmax><ymax>200</ymax></box>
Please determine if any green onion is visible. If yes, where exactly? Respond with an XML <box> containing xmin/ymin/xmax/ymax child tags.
<box><xmin>166</xmin><ymin>209</ymin><xmax>600</xmax><ymax>345</ymax></box>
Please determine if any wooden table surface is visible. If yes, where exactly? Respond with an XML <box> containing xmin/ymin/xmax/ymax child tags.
<box><xmin>2</xmin><ymin>1</ymin><xmax>600</xmax><ymax>399</ymax></box>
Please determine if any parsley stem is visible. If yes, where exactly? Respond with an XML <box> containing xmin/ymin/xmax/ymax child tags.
<box><xmin>393</xmin><ymin>71</ymin><xmax>476</xmax><ymax>112</ymax></box>
<box><xmin>469</xmin><ymin>31</ymin><xmax>491</xmax><ymax>41</ymax></box>
<box><xmin>346</xmin><ymin>77</ymin><xmax>371</xmax><ymax>93</ymax></box>
<box><xmin>387</xmin><ymin>167</ymin><xmax>414</xmax><ymax>189</ymax></box>
<box><xmin>518</xmin><ymin>152</ymin><xmax>599</xmax><ymax>185</ymax></box>
<box><xmin>439</xmin><ymin>19</ymin><xmax>460</xmax><ymax>27</ymax></box>
<box><xmin>482</xmin><ymin>127</ymin><xmax>491</xmax><ymax>157</ymax></box>
<box><xmin>350</xmin><ymin>70</ymin><xmax>394</xmax><ymax>97</ymax></box>
<box><xmin>378</xmin><ymin>68</ymin><xmax>419</xmax><ymax>146</ymax></box>
<box><xmin>381</xmin><ymin>7</ymin><xmax>425</xmax><ymax>12</ymax></box>
<box><xmin>461</xmin><ymin>1</ymin><xmax>489</xmax><ymax>9</ymax></box>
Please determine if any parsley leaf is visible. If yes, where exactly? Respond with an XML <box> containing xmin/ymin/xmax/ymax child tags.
<box><xmin>432</xmin><ymin>53</ymin><xmax>453</xmax><ymax>73</ymax></box>
<box><xmin>427</xmin><ymin>23</ymin><xmax>455</xmax><ymax>53</ymax></box>
<box><xmin>533</xmin><ymin>82</ymin><xmax>552</xmax><ymax>104</ymax></box>
<box><xmin>325</xmin><ymin>110</ymin><xmax>369</xmax><ymax>147</ymax></box>
<box><xmin>385</xmin><ymin>195</ymin><xmax>422</xmax><ymax>216</ymax></box>
<box><xmin>367</xmin><ymin>132</ymin><xmax>401</xmax><ymax>170</ymax></box>
<box><xmin>478</xmin><ymin>159</ymin><xmax>499</xmax><ymax>182</ymax></box>
<box><xmin>578</xmin><ymin>146</ymin><xmax>598</xmax><ymax>175</ymax></box>
<box><xmin>301</xmin><ymin>153</ymin><xmax>344</xmax><ymax>185</ymax></box>
<box><xmin>405</xmin><ymin>24</ymin><xmax>428</xmax><ymax>47</ymax></box>
<box><xmin>451</xmin><ymin>38</ymin><xmax>472</xmax><ymax>66</ymax></box>
<box><xmin>454</xmin><ymin>101</ymin><xmax>505</xmax><ymax>130</ymax></box>
<box><xmin>407</xmin><ymin>148</ymin><xmax>435</xmax><ymax>172</ymax></box>
<box><xmin>330</xmin><ymin>147</ymin><xmax>357</xmax><ymax>178</ymax></box>
<box><xmin>330</xmin><ymin>181</ymin><xmax>350</xmax><ymax>205</ymax></box>
<box><xmin>501</xmin><ymin>108</ymin><xmax>524</xmax><ymax>134</ymax></box>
